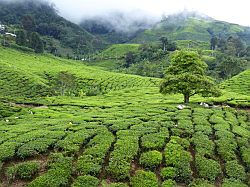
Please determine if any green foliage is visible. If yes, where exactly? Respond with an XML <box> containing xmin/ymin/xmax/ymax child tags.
<box><xmin>6</xmin><ymin>161</ymin><xmax>39</xmax><ymax>181</ymax></box>
<box><xmin>220</xmin><ymin>69</ymin><xmax>250</xmax><ymax>96</ymax></box>
<box><xmin>101</xmin><ymin>180</ymin><xmax>129</xmax><ymax>187</ymax></box>
<box><xmin>195</xmin><ymin>155</ymin><xmax>221</xmax><ymax>181</ymax></box>
<box><xmin>0</xmin><ymin>0</ymin><xmax>104</xmax><ymax>55</ymax></box>
<box><xmin>130</xmin><ymin>170</ymin><xmax>158</xmax><ymax>187</ymax></box>
<box><xmin>141</xmin><ymin>133</ymin><xmax>167</xmax><ymax>150</ymax></box>
<box><xmin>225</xmin><ymin>161</ymin><xmax>246</xmax><ymax>181</ymax></box>
<box><xmin>240</xmin><ymin>147</ymin><xmax>250</xmax><ymax>169</ymax></box>
<box><xmin>51</xmin><ymin>71</ymin><xmax>77</xmax><ymax>96</ymax></box>
<box><xmin>16</xmin><ymin>30</ymin><xmax>27</xmax><ymax>46</ymax></box>
<box><xmin>0</xmin><ymin>46</ymin><xmax>159</xmax><ymax>98</ymax></box>
<box><xmin>222</xmin><ymin>179</ymin><xmax>248</xmax><ymax>187</ymax></box>
<box><xmin>191</xmin><ymin>132</ymin><xmax>215</xmax><ymax>157</ymax></box>
<box><xmin>139</xmin><ymin>150</ymin><xmax>162</xmax><ymax>169</ymax></box>
<box><xmin>189</xmin><ymin>179</ymin><xmax>215</xmax><ymax>187</ymax></box>
<box><xmin>215</xmin><ymin>131</ymin><xmax>237</xmax><ymax>161</ymax></box>
<box><xmin>215</xmin><ymin>55</ymin><xmax>247</xmax><ymax>79</ymax></box>
<box><xmin>29</xmin><ymin>32</ymin><xmax>44</xmax><ymax>53</ymax></box>
<box><xmin>72</xmin><ymin>175</ymin><xmax>99</xmax><ymax>187</ymax></box>
<box><xmin>28</xmin><ymin>153</ymin><xmax>73</xmax><ymax>187</ymax></box>
<box><xmin>107</xmin><ymin>135</ymin><xmax>139</xmax><ymax>180</ymax></box>
<box><xmin>160</xmin><ymin>50</ymin><xmax>221</xmax><ymax>103</ymax></box>
<box><xmin>162</xmin><ymin>179</ymin><xmax>177</xmax><ymax>187</ymax></box>
<box><xmin>160</xmin><ymin>167</ymin><xmax>177</xmax><ymax>180</ymax></box>
<box><xmin>164</xmin><ymin>139</ymin><xmax>192</xmax><ymax>183</ymax></box>
<box><xmin>0</xmin><ymin>142</ymin><xmax>17</xmax><ymax>161</ymax></box>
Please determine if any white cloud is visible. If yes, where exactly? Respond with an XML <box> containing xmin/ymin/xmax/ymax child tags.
<box><xmin>49</xmin><ymin>0</ymin><xmax>250</xmax><ymax>26</ymax></box>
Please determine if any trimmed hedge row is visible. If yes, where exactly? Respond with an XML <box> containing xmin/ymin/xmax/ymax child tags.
<box><xmin>191</xmin><ymin>132</ymin><xmax>215</xmax><ymax>158</ymax></box>
<box><xmin>28</xmin><ymin>153</ymin><xmax>73</xmax><ymax>187</ymax></box>
<box><xmin>72</xmin><ymin>175</ymin><xmax>99</xmax><ymax>187</ymax></box>
<box><xmin>139</xmin><ymin>150</ymin><xmax>162</xmax><ymax>169</ymax></box>
<box><xmin>76</xmin><ymin>131</ymin><xmax>114</xmax><ymax>176</ymax></box>
<box><xmin>107</xmin><ymin>134</ymin><xmax>139</xmax><ymax>180</ymax></box>
<box><xmin>6</xmin><ymin>161</ymin><xmax>40</xmax><ymax>182</ymax></box>
<box><xmin>56</xmin><ymin>129</ymin><xmax>96</xmax><ymax>154</ymax></box>
<box><xmin>225</xmin><ymin>161</ymin><xmax>246</xmax><ymax>181</ymax></box>
<box><xmin>164</xmin><ymin>138</ymin><xmax>192</xmax><ymax>183</ymax></box>
<box><xmin>195</xmin><ymin>155</ymin><xmax>221</xmax><ymax>181</ymax></box>
<box><xmin>130</xmin><ymin>170</ymin><xmax>158</xmax><ymax>187</ymax></box>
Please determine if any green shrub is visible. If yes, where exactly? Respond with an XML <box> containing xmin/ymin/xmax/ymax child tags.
<box><xmin>189</xmin><ymin>179</ymin><xmax>215</xmax><ymax>187</ymax></box>
<box><xmin>240</xmin><ymin>147</ymin><xmax>250</xmax><ymax>169</ymax></box>
<box><xmin>162</xmin><ymin>179</ymin><xmax>177</xmax><ymax>187</ymax></box>
<box><xmin>76</xmin><ymin>155</ymin><xmax>102</xmax><ymax>176</ymax></box>
<box><xmin>196</xmin><ymin>155</ymin><xmax>221</xmax><ymax>181</ymax></box>
<box><xmin>222</xmin><ymin>179</ymin><xmax>248</xmax><ymax>187</ymax></box>
<box><xmin>191</xmin><ymin>132</ymin><xmax>215</xmax><ymax>157</ymax></box>
<box><xmin>28</xmin><ymin>153</ymin><xmax>73</xmax><ymax>187</ymax></box>
<box><xmin>130</xmin><ymin>170</ymin><xmax>158</xmax><ymax>187</ymax></box>
<box><xmin>72</xmin><ymin>175</ymin><xmax>99</xmax><ymax>187</ymax></box>
<box><xmin>139</xmin><ymin>150</ymin><xmax>162</xmax><ymax>169</ymax></box>
<box><xmin>141</xmin><ymin>133</ymin><xmax>166</xmax><ymax>150</ymax></box>
<box><xmin>0</xmin><ymin>142</ymin><xmax>17</xmax><ymax>161</ymax></box>
<box><xmin>164</xmin><ymin>139</ymin><xmax>192</xmax><ymax>183</ymax></box>
<box><xmin>107</xmin><ymin>135</ymin><xmax>139</xmax><ymax>180</ymax></box>
<box><xmin>0</xmin><ymin>162</ymin><xmax>2</xmax><ymax>172</ymax></box>
<box><xmin>101</xmin><ymin>180</ymin><xmax>129</xmax><ymax>187</ymax></box>
<box><xmin>225</xmin><ymin>161</ymin><xmax>246</xmax><ymax>181</ymax></box>
<box><xmin>194</xmin><ymin>125</ymin><xmax>212</xmax><ymax>136</ymax></box>
<box><xmin>6</xmin><ymin>161</ymin><xmax>39</xmax><ymax>181</ymax></box>
<box><xmin>160</xmin><ymin>167</ymin><xmax>176</xmax><ymax>180</ymax></box>
<box><xmin>215</xmin><ymin>132</ymin><xmax>237</xmax><ymax>161</ymax></box>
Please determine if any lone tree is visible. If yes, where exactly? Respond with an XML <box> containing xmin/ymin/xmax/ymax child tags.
<box><xmin>160</xmin><ymin>50</ymin><xmax>221</xmax><ymax>103</ymax></box>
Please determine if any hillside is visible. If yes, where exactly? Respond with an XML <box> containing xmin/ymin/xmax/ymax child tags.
<box><xmin>220</xmin><ymin>69</ymin><xmax>250</xmax><ymax>96</ymax></box>
<box><xmin>131</xmin><ymin>12</ymin><xmax>250</xmax><ymax>47</ymax></box>
<box><xmin>0</xmin><ymin>46</ymin><xmax>159</xmax><ymax>99</ymax></box>
<box><xmin>0</xmin><ymin>0</ymin><xmax>105</xmax><ymax>56</ymax></box>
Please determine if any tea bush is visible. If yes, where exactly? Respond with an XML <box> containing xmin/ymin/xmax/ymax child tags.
<box><xmin>141</xmin><ymin>133</ymin><xmax>167</xmax><ymax>150</ymax></box>
<box><xmin>72</xmin><ymin>175</ymin><xmax>99</xmax><ymax>187</ymax></box>
<box><xmin>162</xmin><ymin>179</ymin><xmax>177</xmax><ymax>187</ymax></box>
<box><xmin>28</xmin><ymin>153</ymin><xmax>73</xmax><ymax>187</ymax></box>
<box><xmin>191</xmin><ymin>132</ymin><xmax>215</xmax><ymax>157</ymax></box>
<box><xmin>195</xmin><ymin>155</ymin><xmax>221</xmax><ymax>181</ymax></box>
<box><xmin>101</xmin><ymin>180</ymin><xmax>129</xmax><ymax>187</ymax></box>
<box><xmin>225</xmin><ymin>161</ymin><xmax>246</xmax><ymax>181</ymax></box>
<box><xmin>189</xmin><ymin>179</ymin><xmax>215</xmax><ymax>187</ymax></box>
<box><xmin>130</xmin><ymin>170</ymin><xmax>158</xmax><ymax>187</ymax></box>
<box><xmin>160</xmin><ymin>167</ymin><xmax>177</xmax><ymax>180</ymax></box>
<box><xmin>222</xmin><ymin>179</ymin><xmax>248</xmax><ymax>187</ymax></box>
<box><xmin>139</xmin><ymin>150</ymin><xmax>162</xmax><ymax>169</ymax></box>
<box><xmin>6</xmin><ymin>161</ymin><xmax>39</xmax><ymax>181</ymax></box>
<box><xmin>164</xmin><ymin>139</ymin><xmax>192</xmax><ymax>183</ymax></box>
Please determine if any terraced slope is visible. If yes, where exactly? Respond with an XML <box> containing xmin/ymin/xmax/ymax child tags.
<box><xmin>220</xmin><ymin>69</ymin><xmax>250</xmax><ymax>96</ymax></box>
<box><xmin>0</xmin><ymin>88</ymin><xmax>249</xmax><ymax>187</ymax></box>
<box><xmin>0</xmin><ymin>47</ymin><xmax>159</xmax><ymax>98</ymax></box>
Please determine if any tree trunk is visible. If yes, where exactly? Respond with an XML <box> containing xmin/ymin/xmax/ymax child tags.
<box><xmin>184</xmin><ymin>94</ymin><xmax>190</xmax><ymax>103</ymax></box>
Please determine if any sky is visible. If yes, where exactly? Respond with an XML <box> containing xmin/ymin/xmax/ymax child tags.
<box><xmin>48</xmin><ymin>0</ymin><xmax>250</xmax><ymax>26</ymax></box>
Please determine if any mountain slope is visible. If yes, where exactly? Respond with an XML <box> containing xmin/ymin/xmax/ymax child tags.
<box><xmin>131</xmin><ymin>12</ymin><xmax>250</xmax><ymax>46</ymax></box>
<box><xmin>0</xmin><ymin>0</ymin><xmax>105</xmax><ymax>55</ymax></box>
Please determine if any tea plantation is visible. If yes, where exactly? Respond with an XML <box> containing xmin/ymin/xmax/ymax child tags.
<box><xmin>0</xmin><ymin>47</ymin><xmax>249</xmax><ymax>187</ymax></box>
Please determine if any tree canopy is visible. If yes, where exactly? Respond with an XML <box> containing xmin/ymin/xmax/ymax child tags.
<box><xmin>160</xmin><ymin>50</ymin><xmax>221</xmax><ymax>103</ymax></box>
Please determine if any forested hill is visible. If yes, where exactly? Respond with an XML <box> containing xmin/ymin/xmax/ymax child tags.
<box><xmin>0</xmin><ymin>0</ymin><xmax>105</xmax><ymax>56</ymax></box>
<box><xmin>80</xmin><ymin>11</ymin><xmax>250</xmax><ymax>46</ymax></box>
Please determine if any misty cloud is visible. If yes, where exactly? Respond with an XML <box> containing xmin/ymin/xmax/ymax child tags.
<box><xmin>80</xmin><ymin>10</ymin><xmax>159</xmax><ymax>34</ymax></box>
<box><xmin>47</xmin><ymin>0</ymin><xmax>250</xmax><ymax>27</ymax></box>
